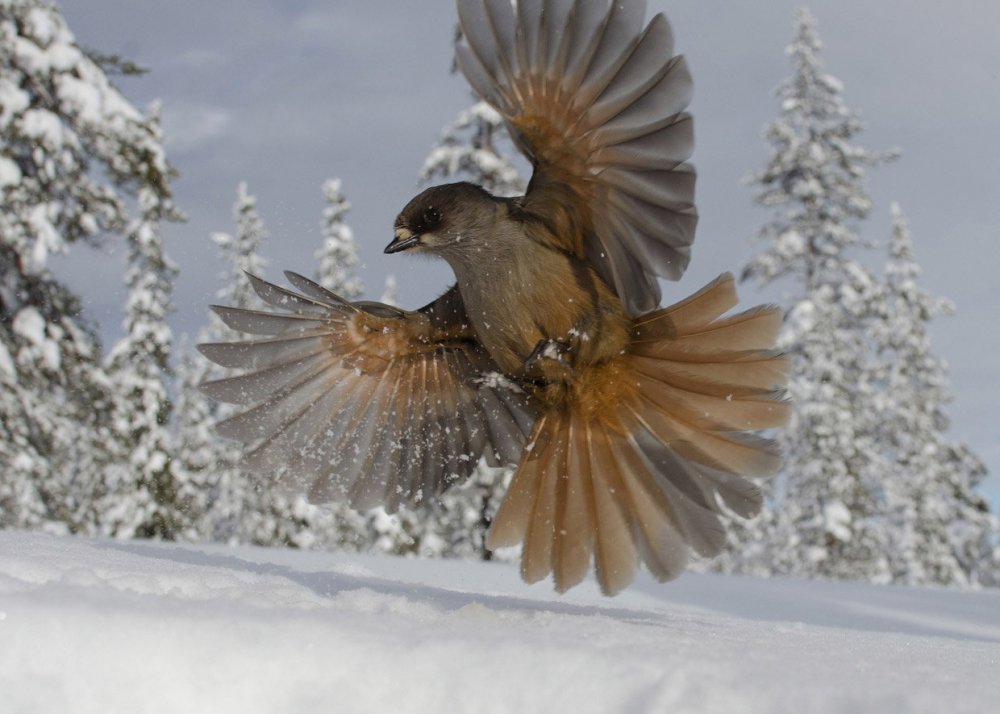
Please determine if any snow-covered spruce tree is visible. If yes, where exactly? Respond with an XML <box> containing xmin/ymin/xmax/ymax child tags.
<box><xmin>218</xmin><ymin>183</ymin><xmax>269</xmax><ymax>304</ymax></box>
<box><xmin>736</xmin><ymin>8</ymin><xmax>895</xmax><ymax>581</ymax></box>
<box><xmin>420</xmin><ymin>100</ymin><xmax>526</xmax><ymax>197</ymax></box>
<box><xmin>379</xmin><ymin>274</ymin><xmax>398</xmax><ymax>307</ymax></box>
<box><xmin>172</xmin><ymin>334</ymin><xmax>217</xmax><ymax>539</ymax></box>
<box><xmin>180</xmin><ymin>183</ymin><xmax>364</xmax><ymax>550</ymax></box>
<box><xmin>179</xmin><ymin>183</ymin><xmax>274</xmax><ymax>544</ymax></box>
<box><xmin>875</xmin><ymin>204</ymin><xmax>998</xmax><ymax>587</ymax></box>
<box><xmin>0</xmin><ymin>0</ymin><xmax>176</xmax><ymax>532</ymax></box>
<box><xmin>104</xmin><ymin>175</ymin><xmax>186</xmax><ymax>540</ymax></box>
<box><xmin>315</xmin><ymin>178</ymin><xmax>363</xmax><ymax>300</ymax></box>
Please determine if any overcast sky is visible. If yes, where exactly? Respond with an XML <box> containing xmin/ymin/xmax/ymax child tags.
<box><xmin>55</xmin><ymin>0</ymin><xmax>1000</xmax><ymax>504</ymax></box>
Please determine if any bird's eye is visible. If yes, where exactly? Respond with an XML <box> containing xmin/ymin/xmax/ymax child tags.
<box><xmin>423</xmin><ymin>207</ymin><xmax>441</xmax><ymax>226</ymax></box>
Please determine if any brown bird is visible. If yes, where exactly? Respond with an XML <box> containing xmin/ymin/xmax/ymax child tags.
<box><xmin>199</xmin><ymin>0</ymin><xmax>790</xmax><ymax>595</ymax></box>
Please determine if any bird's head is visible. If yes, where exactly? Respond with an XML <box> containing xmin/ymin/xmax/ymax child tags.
<box><xmin>386</xmin><ymin>182</ymin><xmax>499</xmax><ymax>260</ymax></box>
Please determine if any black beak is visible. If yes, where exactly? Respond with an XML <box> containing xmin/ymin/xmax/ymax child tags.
<box><xmin>384</xmin><ymin>234</ymin><xmax>420</xmax><ymax>254</ymax></box>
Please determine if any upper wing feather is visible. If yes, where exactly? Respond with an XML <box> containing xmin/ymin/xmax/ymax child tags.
<box><xmin>455</xmin><ymin>0</ymin><xmax>697</xmax><ymax>315</ymax></box>
<box><xmin>199</xmin><ymin>273</ymin><xmax>537</xmax><ymax>512</ymax></box>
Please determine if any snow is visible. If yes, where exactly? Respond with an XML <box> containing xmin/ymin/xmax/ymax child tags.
<box><xmin>0</xmin><ymin>155</ymin><xmax>21</xmax><ymax>187</ymax></box>
<box><xmin>0</xmin><ymin>340</ymin><xmax>14</xmax><ymax>377</ymax></box>
<box><xmin>823</xmin><ymin>500</ymin><xmax>853</xmax><ymax>542</ymax></box>
<box><xmin>22</xmin><ymin>7</ymin><xmax>59</xmax><ymax>47</ymax></box>
<box><xmin>0</xmin><ymin>77</ymin><xmax>30</xmax><ymax>126</ymax></box>
<box><xmin>2</xmin><ymin>532</ymin><xmax>998</xmax><ymax>714</ymax></box>
<box><xmin>19</xmin><ymin>108</ymin><xmax>65</xmax><ymax>148</ymax></box>
<box><xmin>56</xmin><ymin>73</ymin><xmax>105</xmax><ymax>127</ymax></box>
<box><xmin>11</xmin><ymin>306</ymin><xmax>60</xmax><ymax>371</ymax></box>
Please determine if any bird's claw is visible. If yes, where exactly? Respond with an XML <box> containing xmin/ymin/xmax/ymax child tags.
<box><xmin>525</xmin><ymin>338</ymin><xmax>573</xmax><ymax>373</ymax></box>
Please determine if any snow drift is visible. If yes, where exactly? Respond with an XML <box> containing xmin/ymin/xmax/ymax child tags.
<box><xmin>1</xmin><ymin>531</ymin><xmax>998</xmax><ymax>713</ymax></box>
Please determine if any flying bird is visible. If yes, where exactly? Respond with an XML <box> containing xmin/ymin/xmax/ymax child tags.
<box><xmin>199</xmin><ymin>0</ymin><xmax>790</xmax><ymax>595</ymax></box>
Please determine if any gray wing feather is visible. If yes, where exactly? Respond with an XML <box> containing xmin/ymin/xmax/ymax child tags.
<box><xmin>197</xmin><ymin>333</ymin><xmax>331</xmax><ymax>371</ymax></box>
<box><xmin>571</xmin><ymin>1</ymin><xmax>646</xmax><ymax>109</ymax></box>
<box><xmin>588</xmin><ymin>13</ymin><xmax>674</xmax><ymax>124</ymax></box>
<box><xmin>209</xmin><ymin>305</ymin><xmax>326</xmax><ymax>336</ymax></box>
<box><xmin>282</xmin><ymin>271</ymin><xmax>358</xmax><ymax>310</ymax></box>
<box><xmin>247</xmin><ymin>272</ymin><xmax>336</xmax><ymax>316</ymax></box>
<box><xmin>199</xmin><ymin>352</ymin><xmax>331</xmax><ymax>406</ymax></box>
<box><xmin>593</xmin><ymin>57</ymin><xmax>692</xmax><ymax>143</ymax></box>
<box><xmin>592</xmin><ymin>116</ymin><xmax>693</xmax><ymax>171</ymax></box>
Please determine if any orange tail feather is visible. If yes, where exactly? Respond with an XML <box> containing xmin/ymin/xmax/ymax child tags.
<box><xmin>488</xmin><ymin>274</ymin><xmax>789</xmax><ymax>595</ymax></box>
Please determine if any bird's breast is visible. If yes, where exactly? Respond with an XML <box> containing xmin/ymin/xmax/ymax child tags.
<box><xmin>454</xmin><ymin>245</ymin><xmax>630</xmax><ymax>381</ymax></box>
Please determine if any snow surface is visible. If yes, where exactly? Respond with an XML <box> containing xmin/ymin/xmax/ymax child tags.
<box><xmin>2</xmin><ymin>532</ymin><xmax>998</xmax><ymax>714</ymax></box>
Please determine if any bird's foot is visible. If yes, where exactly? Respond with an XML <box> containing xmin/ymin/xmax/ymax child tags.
<box><xmin>525</xmin><ymin>338</ymin><xmax>574</xmax><ymax>380</ymax></box>
<box><xmin>526</xmin><ymin>337</ymin><xmax>571</xmax><ymax>365</ymax></box>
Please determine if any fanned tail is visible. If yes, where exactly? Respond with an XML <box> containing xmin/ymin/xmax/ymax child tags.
<box><xmin>488</xmin><ymin>274</ymin><xmax>790</xmax><ymax>595</ymax></box>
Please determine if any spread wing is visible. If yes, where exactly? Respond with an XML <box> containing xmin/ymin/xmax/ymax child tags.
<box><xmin>198</xmin><ymin>273</ymin><xmax>536</xmax><ymax>512</ymax></box>
<box><xmin>455</xmin><ymin>0</ymin><xmax>697</xmax><ymax>316</ymax></box>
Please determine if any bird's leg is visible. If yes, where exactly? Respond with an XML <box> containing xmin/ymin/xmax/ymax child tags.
<box><xmin>525</xmin><ymin>337</ymin><xmax>572</xmax><ymax>371</ymax></box>
<box><xmin>524</xmin><ymin>318</ymin><xmax>594</xmax><ymax>382</ymax></box>
<box><xmin>524</xmin><ymin>338</ymin><xmax>575</xmax><ymax>398</ymax></box>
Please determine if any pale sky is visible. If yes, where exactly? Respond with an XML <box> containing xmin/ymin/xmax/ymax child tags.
<box><xmin>56</xmin><ymin>0</ymin><xmax>1000</xmax><ymax>504</ymax></box>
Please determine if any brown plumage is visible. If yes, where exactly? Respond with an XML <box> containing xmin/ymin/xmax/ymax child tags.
<box><xmin>199</xmin><ymin>0</ymin><xmax>789</xmax><ymax>595</ymax></box>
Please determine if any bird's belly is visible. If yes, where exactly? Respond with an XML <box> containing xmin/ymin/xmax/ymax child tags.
<box><xmin>458</xmin><ymin>271</ymin><xmax>630</xmax><ymax>381</ymax></box>
<box><xmin>467</xmin><ymin>304</ymin><xmax>545</xmax><ymax>376</ymax></box>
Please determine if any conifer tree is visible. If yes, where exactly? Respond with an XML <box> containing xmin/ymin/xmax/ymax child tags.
<box><xmin>316</xmin><ymin>178</ymin><xmax>363</xmax><ymax>299</ymax></box>
<box><xmin>0</xmin><ymin>0</ymin><xmax>176</xmax><ymax>532</ymax></box>
<box><xmin>181</xmin><ymin>183</ymin><xmax>361</xmax><ymax>550</ymax></box>
<box><xmin>173</xmin><ymin>334</ymin><xmax>218</xmax><ymax>539</ymax></box>
<box><xmin>105</xmin><ymin>177</ymin><xmax>185</xmax><ymax>539</ymax></box>
<box><xmin>420</xmin><ymin>100</ymin><xmax>526</xmax><ymax>197</ymax></box>
<box><xmin>740</xmin><ymin>8</ymin><xmax>893</xmax><ymax>581</ymax></box>
<box><xmin>380</xmin><ymin>274</ymin><xmax>398</xmax><ymax>307</ymax></box>
<box><xmin>216</xmin><ymin>183</ymin><xmax>269</xmax><ymax>304</ymax></box>
<box><xmin>876</xmin><ymin>205</ymin><xmax>998</xmax><ymax>586</ymax></box>
<box><xmin>174</xmin><ymin>183</ymin><xmax>269</xmax><ymax>543</ymax></box>
<box><xmin>194</xmin><ymin>183</ymin><xmax>277</xmax><ymax>543</ymax></box>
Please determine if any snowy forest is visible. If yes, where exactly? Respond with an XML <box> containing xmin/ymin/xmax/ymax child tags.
<box><xmin>1</xmin><ymin>0</ymin><xmax>997</xmax><ymax>589</ymax></box>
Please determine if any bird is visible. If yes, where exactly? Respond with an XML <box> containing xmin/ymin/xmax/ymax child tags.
<box><xmin>199</xmin><ymin>0</ymin><xmax>790</xmax><ymax>596</ymax></box>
